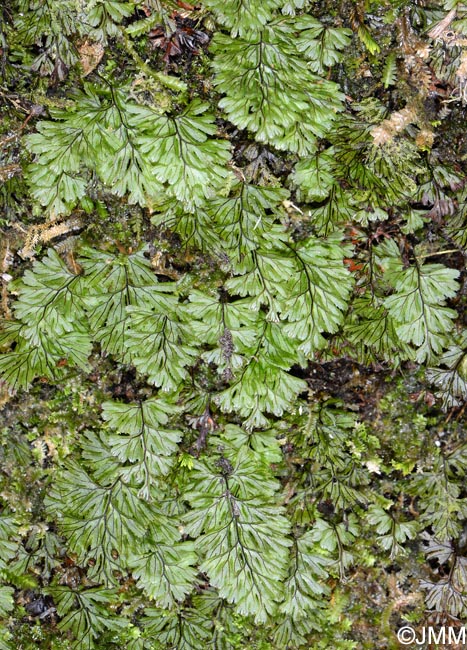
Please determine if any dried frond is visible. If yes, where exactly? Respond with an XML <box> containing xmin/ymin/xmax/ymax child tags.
<box><xmin>78</xmin><ymin>40</ymin><xmax>104</xmax><ymax>77</ymax></box>
<box><xmin>19</xmin><ymin>216</ymin><xmax>83</xmax><ymax>259</ymax></box>
<box><xmin>415</xmin><ymin>127</ymin><xmax>435</xmax><ymax>150</ymax></box>
<box><xmin>404</xmin><ymin>56</ymin><xmax>433</xmax><ymax>96</ymax></box>
<box><xmin>371</xmin><ymin>106</ymin><xmax>418</xmax><ymax>146</ymax></box>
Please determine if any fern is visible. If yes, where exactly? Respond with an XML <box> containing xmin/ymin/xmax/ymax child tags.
<box><xmin>184</xmin><ymin>447</ymin><xmax>291</xmax><ymax>622</ymax></box>
<box><xmin>0</xmin><ymin>586</ymin><xmax>14</xmax><ymax>617</ymax></box>
<box><xmin>281</xmin><ymin>234</ymin><xmax>354</xmax><ymax>354</ymax></box>
<box><xmin>141</xmin><ymin>604</ymin><xmax>212</xmax><ymax>650</ymax></box>
<box><xmin>189</xmin><ymin>289</ymin><xmax>260</xmax><ymax>379</ymax></box>
<box><xmin>80</xmin><ymin>247</ymin><xmax>162</xmax><ymax>357</ymax></box>
<box><xmin>211</xmin><ymin>21</ymin><xmax>345</xmax><ymax>154</ymax></box>
<box><xmin>14</xmin><ymin>0</ymin><xmax>80</xmax><ymax>75</ymax></box>
<box><xmin>366</xmin><ymin>505</ymin><xmax>418</xmax><ymax>559</ymax></box>
<box><xmin>382</xmin><ymin>52</ymin><xmax>398</xmax><ymax>88</ymax></box>
<box><xmin>408</xmin><ymin>445</ymin><xmax>467</xmax><ymax>540</ymax></box>
<box><xmin>216</xmin><ymin>355</ymin><xmax>307</xmax><ymax>429</ymax></box>
<box><xmin>129</xmin><ymin>541</ymin><xmax>198</xmax><ymax>607</ymax></box>
<box><xmin>0</xmin><ymin>516</ymin><xmax>19</xmax><ymax>576</ymax></box>
<box><xmin>101</xmin><ymin>398</ymin><xmax>182</xmax><ymax>497</ymax></box>
<box><xmin>26</xmin><ymin>91</ymin><xmax>231</xmax><ymax>214</ymax></box>
<box><xmin>46</xmin><ymin>463</ymin><xmax>149</xmax><ymax>584</ymax></box>
<box><xmin>47</xmin><ymin>586</ymin><xmax>127</xmax><ymax>649</ymax></box>
<box><xmin>295</xmin><ymin>16</ymin><xmax>352</xmax><ymax>75</ymax></box>
<box><xmin>133</xmin><ymin>100</ymin><xmax>232</xmax><ymax>210</ymax></box>
<box><xmin>384</xmin><ymin>256</ymin><xmax>460</xmax><ymax>363</ymax></box>
<box><xmin>427</xmin><ymin>335</ymin><xmax>467</xmax><ymax>408</ymax></box>
<box><xmin>280</xmin><ymin>531</ymin><xmax>331</xmax><ymax>619</ymax></box>
<box><xmin>292</xmin><ymin>151</ymin><xmax>335</xmax><ymax>203</ymax></box>
<box><xmin>3</xmin><ymin>0</ymin><xmax>467</xmax><ymax>647</ymax></box>
<box><xmin>357</xmin><ymin>24</ymin><xmax>380</xmax><ymax>55</ymax></box>
<box><xmin>124</xmin><ymin>304</ymin><xmax>198</xmax><ymax>391</ymax></box>
<box><xmin>309</xmin><ymin>515</ymin><xmax>360</xmax><ymax>578</ymax></box>
<box><xmin>26</xmin><ymin>89</ymin><xmax>137</xmax><ymax>212</ymax></box>
<box><xmin>84</xmin><ymin>0</ymin><xmax>135</xmax><ymax>42</ymax></box>
<box><xmin>0</xmin><ymin>249</ymin><xmax>91</xmax><ymax>388</ymax></box>
<box><xmin>152</xmin><ymin>180</ymin><xmax>289</xmax><ymax>258</ymax></box>
<box><xmin>344</xmin><ymin>295</ymin><xmax>412</xmax><ymax>364</ymax></box>
<box><xmin>202</xmin><ymin>0</ymin><xmax>283</xmax><ymax>36</ymax></box>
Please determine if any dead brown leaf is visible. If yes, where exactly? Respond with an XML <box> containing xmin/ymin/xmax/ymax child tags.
<box><xmin>78</xmin><ymin>40</ymin><xmax>105</xmax><ymax>77</ymax></box>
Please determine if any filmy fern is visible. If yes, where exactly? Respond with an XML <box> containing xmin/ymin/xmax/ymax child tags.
<box><xmin>384</xmin><ymin>257</ymin><xmax>460</xmax><ymax>363</ymax></box>
<box><xmin>2</xmin><ymin>0</ymin><xmax>467</xmax><ymax>648</ymax></box>
<box><xmin>211</xmin><ymin>21</ymin><xmax>345</xmax><ymax>154</ymax></box>
<box><xmin>26</xmin><ymin>90</ymin><xmax>231</xmax><ymax>213</ymax></box>
<box><xmin>0</xmin><ymin>249</ymin><xmax>91</xmax><ymax>388</ymax></box>
<box><xmin>184</xmin><ymin>447</ymin><xmax>291</xmax><ymax>623</ymax></box>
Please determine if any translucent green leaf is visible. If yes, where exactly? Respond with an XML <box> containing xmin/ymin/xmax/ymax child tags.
<box><xmin>184</xmin><ymin>448</ymin><xmax>291</xmax><ymax>622</ymax></box>
<box><xmin>79</xmin><ymin>247</ymin><xmax>164</xmax><ymax>357</ymax></box>
<box><xmin>101</xmin><ymin>399</ymin><xmax>182</xmax><ymax>498</ymax></box>
<box><xmin>211</xmin><ymin>23</ymin><xmax>345</xmax><ymax>153</ymax></box>
<box><xmin>295</xmin><ymin>17</ymin><xmax>352</xmax><ymax>75</ymax></box>
<box><xmin>384</xmin><ymin>262</ymin><xmax>460</xmax><ymax>363</ymax></box>
<box><xmin>129</xmin><ymin>541</ymin><xmax>197</xmax><ymax>606</ymax></box>
<box><xmin>46</xmin><ymin>464</ymin><xmax>151</xmax><ymax>584</ymax></box>
<box><xmin>202</xmin><ymin>0</ymin><xmax>283</xmax><ymax>36</ymax></box>
<box><xmin>0</xmin><ymin>587</ymin><xmax>14</xmax><ymax>617</ymax></box>
<box><xmin>292</xmin><ymin>152</ymin><xmax>335</xmax><ymax>202</ymax></box>
<box><xmin>382</xmin><ymin>52</ymin><xmax>397</xmax><ymax>88</ymax></box>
